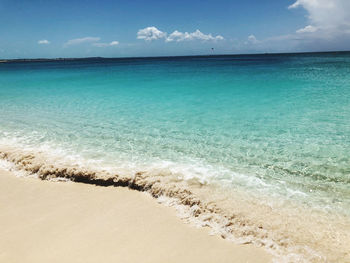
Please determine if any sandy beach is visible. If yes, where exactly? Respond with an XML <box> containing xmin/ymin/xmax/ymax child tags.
<box><xmin>0</xmin><ymin>168</ymin><xmax>271</xmax><ymax>263</ymax></box>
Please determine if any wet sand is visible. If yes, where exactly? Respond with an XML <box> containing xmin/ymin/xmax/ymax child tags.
<box><xmin>0</xmin><ymin>168</ymin><xmax>271</xmax><ymax>263</ymax></box>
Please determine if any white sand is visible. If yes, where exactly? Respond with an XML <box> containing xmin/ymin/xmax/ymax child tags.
<box><xmin>0</xmin><ymin>168</ymin><xmax>271</xmax><ymax>263</ymax></box>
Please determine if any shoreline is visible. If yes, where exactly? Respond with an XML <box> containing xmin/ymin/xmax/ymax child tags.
<box><xmin>1</xmin><ymin>146</ymin><xmax>350</xmax><ymax>262</ymax></box>
<box><xmin>0</xmin><ymin>168</ymin><xmax>271</xmax><ymax>263</ymax></box>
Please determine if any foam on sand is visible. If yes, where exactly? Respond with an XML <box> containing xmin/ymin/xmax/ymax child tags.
<box><xmin>0</xmin><ymin>168</ymin><xmax>271</xmax><ymax>263</ymax></box>
<box><xmin>1</xmin><ymin>145</ymin><xmax>349</xmax><ymax>262</ymax></box>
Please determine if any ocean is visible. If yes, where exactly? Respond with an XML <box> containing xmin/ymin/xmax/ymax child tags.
<box><xmin>1</xmin><ymin>53</ymin><xmax>349</xmax><ymax>262</ymax></box>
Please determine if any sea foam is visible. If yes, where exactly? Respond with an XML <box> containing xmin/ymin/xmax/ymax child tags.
<box><xmin>1</xmin><ymin>144</ymin><xmax>349</xmax><ymax>263</ymax></box>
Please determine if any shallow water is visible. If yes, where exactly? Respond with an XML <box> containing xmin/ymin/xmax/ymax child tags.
<box><xmin>1</xmin><ymin>53</ymin><xmax>350</xmax><ymax>262</ymax></box>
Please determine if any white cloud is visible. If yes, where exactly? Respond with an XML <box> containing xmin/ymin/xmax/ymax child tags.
<box><xmin>282</xmin><ymin>0</ymin><xmax>350</xmax><ymax>51</ymax></box>
<box><xmin>288</xmin><ymin>1</ymin><xmax>301</xmax><ymax>9</ymax></box>
<box><xmin>137</xmin><ymin>27</ymin><xmax>167</xmax><ymax>41</ymax></box>
<box><xmin>244</xmin><ymin>34</ymin><xmax>262</xmax><ymax>46</ymax></box>
<box><xmin>166</xmin><ymin>29</ymin><xmax>224</xmax><ymax>42</ymax></box>
<box><xmin>296</xmin><ymin>25</ymin><xmax>318</xmax><ymax>33</ymax></box>
<box><xmin>165</xmin><ymin>30</ymin><xmax>183</xmax><ymax>42</ymax></box>
<box><xmin>110</xmin><ymin>41</ymin><xmax>119</xmax><ymax>46</ymax></box>
<box><xmin>137</xmin><ymin>27</ymin><xmax>224</xmax><ymax>43</ymax></box>
<box><xmin>205</xmin><ymin>1</ymin><xmax>349</xmax><ymax>53</ymax></box>
<box><xmin>92</xmin><ymin>41</ymin><xmax>119</xmax><ymax>47</ymax></box>
<box><xmin>92</xmin><ymin>43</ymin><xmax>108</xmax><ymax>47</ymax></box>
<box><xmin>247</xmin><ymin>34</ymin><xmax>259</xmax><ymax>44</ymax></box>
<box><xmin>64</xmin><ymin>37</ymin><xmax>100</xmax><ymax>47</ymax></box>
<box><xmin>38</xmin><ymin>39</ymin><xmax>50</xmax><ymax>45</ymax></box>
<box><xmin>288</xmin><ymin>0</ymin><xmax>350</xmax><ymax>35</ymax></box>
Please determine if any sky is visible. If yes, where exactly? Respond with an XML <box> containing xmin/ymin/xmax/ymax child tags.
<box><xmin>0</xmin><ymin>0</ymin><xmax>349</xmax><ymax>58</ymax></box>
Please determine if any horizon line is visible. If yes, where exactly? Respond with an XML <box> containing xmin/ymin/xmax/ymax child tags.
<box><xmin>1</xmin><ymin>50</ymin><xmax>350</xmax><ymax>62</ymax></box>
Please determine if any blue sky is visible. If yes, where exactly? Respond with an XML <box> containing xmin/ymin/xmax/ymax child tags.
<box><xmin>0</xmin><ymin>0</ymin><xmax>349</xmax><ymax>58</ymax></box>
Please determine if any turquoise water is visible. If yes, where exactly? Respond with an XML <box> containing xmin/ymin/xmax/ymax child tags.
<box><xmin>1</xmin><ymin>53</ymin><xmax>350</xmax><ymax>261</ymax></box>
